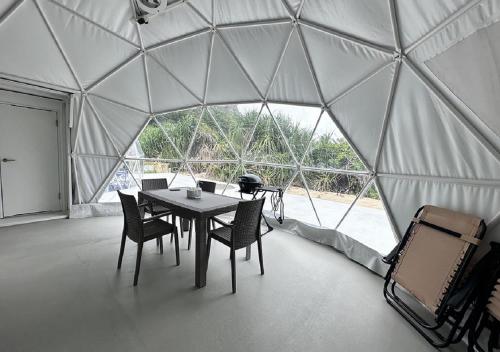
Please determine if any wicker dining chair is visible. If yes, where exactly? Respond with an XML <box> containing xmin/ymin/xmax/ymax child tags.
<box><xmin>117</xmin><ymin>191</ymin><xmax>180</xmax><ymax>286</ymax></box>
<box><xmin>206</xmin><ymin>197</ymin><xmax>266</xmax><ymax>293</ymax></box>
<box><xmin>140</xmin><ymin>178</ymin><xmax>172</xmax><ymax>217</ymax></box>
<box><xmin>185</xmin><ymin>180</ymin><xmax>217</xmax><ymax>250</ymax></box>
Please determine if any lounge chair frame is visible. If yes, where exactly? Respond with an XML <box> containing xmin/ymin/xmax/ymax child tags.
<box><xmin>383</xmin><ymin>205</ymin><xmax>486</xmax><ymax>348</ymax></box>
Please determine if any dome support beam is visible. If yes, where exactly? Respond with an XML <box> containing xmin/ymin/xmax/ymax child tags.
<box><xmin>0</xmin><ymin>0</ymin><xmax>24</xmax><ymax>27</ymax></box>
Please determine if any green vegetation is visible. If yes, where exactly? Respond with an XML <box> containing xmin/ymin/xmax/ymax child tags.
<box><xmin>138</xmin><ymin>106</ymin><xmax>378</xmax><ymax>199</ymax></box>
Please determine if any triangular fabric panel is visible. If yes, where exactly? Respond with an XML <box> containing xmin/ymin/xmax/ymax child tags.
<box><xmin>338</xmin><ymin>182</ymin><xmax>396</xmax><ymax>255</ymax></box>
<box><xmin>89</xmin><ymin>96</ymin><xmax>149</xmax><ymax>156</ymax></box>
<box><xmin>156</xmin><ymin>108</ymin><xmax>203</xmax><ymax>157</ymax></box>
<box><xmin>268</xmin><ymin>104</ymin><xmax>321</xmax><ymax>163</ymax></box>
<box><xmin>246</xmin><ymin>109</ymin><xmax>295</xmax><ymax>165</ymax></box>
<box><xmin>189</xmin><ymin>0</ymin><xmax>212</xmax><ymax>24</ymax></box>
<box><xmin>330</xmin><ymin>63</ymin><xmax>395</xmax><ymax>169</ymax></box>
<box><xmin>92</xmin><ymin>56</ymin><xmax>149</xmax><ymax>112</ymax></box>
<box><xmin>426</xmin><ymin>21</ymin><xmax>500</xmax><ymax>139</ymax></box>
<box><xmin>75</xmin><ymin>99</ymin><xmax>117</xmax><ymax>156</ymax></box>
<box><xmin>284</xmin><ymin>173</ymin><xmax>321</xmax><ymax>226</ymax></box>
<box><xmin>219</xmin><ymin>23</ymin><xmax>292</xmax><ymax>96</ymax></box>
<box><xmin>285</xmin><ymin>0</ymin><xmax>302</xmax><ymax>15</ymax></box>
<box><xmin>378</xmin><ymin>176</ymin><xmax>500</xmax><ymax>237</ymax></box>
<box><xmin>52</xmin><ymin>0</ymin><xmax>140</xmax><ymax>45</ymax></box>
<box><xmin>205</xmin><ymin>34</ymin><xmax>260</xmax><ymax>104</ymax></box>
<box><xmin>126</xmin><ymin>119</ymin><xmax>181</xmax><ymax>160</ymax></box>
<box><xmin>301</xmin><ymin>25</ymin><xmax>392</xmax><ymax>103</ymax></box>
<box><xmin>214</xmin><ymin>0</ymin><xmax>290</xmax><ymax>25</ymax></box>
<box><xmin>208</xmin><ymin>104</ymin><xmax>263</xmax><ymax>158</ymax></box>
<box><xmin>147</xmin><ymin>55</ymin><xmax>201</xmax><ymax>112</ymax></box>
<box><xmin>41</xmin><ymin>1</ymin><xmax>138</xmax><ymax>89</ymax></box>
<box><xmin>300</xmin><ymin>0</ymin><xmax>394</xmax><ymax>47</ymax></box>
<box><xmin>189</xmin><ymin>110</ymin><xmax>238</xmax><ymax>161</ymax></box>
<box><xmin>396</xmin><ymin>0</ymin><xmax>469</xmax><ymax>48</ymax></box>
<box><xmin>0</xmin><ymin>0</ymin><xmax>78</xmax><ymax>89</ymax></box>
<box><xmin>303</xmin><ymin>113</ymin><xmax>366</xmax><ymax>171</ymax></box>
<box><xmin>149</xmin><ymin>31</ymin><xmax>211</xmax><ymax>101</ymax></box>
<box><xmin>140</xmin><ymin>3</ymin><xmax>209</xmax><ymax>48</ymax></box>
<box><xmin>76</xmin><ymin>156</ymin><xmax>119</xmax><ymax>203</ymax></box>
<box><xmin>70</xmin><ymin>93</ymin><xmax>83</xmax><ymax>151</ymax></box>
<box><xmin>268</xmin><ymin>28</ymin><xmax>321</xmax><ymax>104</ymax></box>
<box><xmin>379</xmin><ymin>64</ymin><xmax>500</xmax><ymax>179</ymax></box>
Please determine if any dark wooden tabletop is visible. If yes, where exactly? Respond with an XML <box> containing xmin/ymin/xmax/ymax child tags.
<box><xmin>140</xmin><ymin>189</ymin><xmax>240</xmax><ymax>216</ymax></box>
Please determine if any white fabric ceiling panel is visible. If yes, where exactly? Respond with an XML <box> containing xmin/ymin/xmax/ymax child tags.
<box><xmin>89</xmin><ymin>96</ymin><xmax>149</xmax><ymax>156</ymax></box>
<box><xmin>285</xmin><ymin>0</ymin><xmax>301</xmax><ymax>15</ymax></box>
<box><xmin>147</xmin><ymin>55</ymin><xmax>201</xmax><ymax>112</ymax></box>
<box><xmin>408</xmin><ymin>0</ymin><xmax>500</xmax><ymax>63</ymax></box>
<box><xmin>301</xmin><ymin>25</ymin><xmax>392</xmax><ymax>103</ymax></box>
<box><xmin>75</xmin><ymin>98</ymin><xmax>118</xmax><ymax>156</ymax></box>
<box><xmin>330</xmin><ymin>63</ymin><xmax>395</xmax><ymax>169</ymax></box>
<box><xmin>426</xmin><ymin>20</ymin><xmax>500</xmax><ymax>139</ymax></box>
<box><xmin>140</xmin><ymin>3</ymin><xmax>209</xmax><ymax>48</ymax></box>
<box><xmin>379</xmin><ymin>64</ymin><xmax>500</xmax><ymax>179</ymax></box>
<box><xmin>91</xmin><ymin>56</ymin><xmax>149</xmax><ymax>113</ymax></box>
<box><xmin>205</xmin><ymin>34</ymin><xmax>260</xmax><ymax>104</ymax></box>
<box><xmin>396</xmin><ymin>0</ymin><xmax>469</xmax><ymax>48</ymax></box>
<box><xmin>149</xmin><ymin>31</ymin><xmax>211</xmax><ymax>102</ymax></box>
<box><xmin>189</xmin><ymin>0</ymin><xmax>212</xmax><ymax>24</ymax></box>
<box><xmin>0</xmin><ymin>0</ymin><xmax>78</xmax><ymax>89</ymax></box>
<box><xmin>378</xmin><ymin>176</ymin><xmax>500</xmax><ymax>236</ymax></box>
<box><xmin>300</xmin><ymin>0</ymin><xmax>394</xmax><ymax>47</ymax></box>
<box><xmin>40</xmin><ymin>1</ymin><xmax>138</xmax><ymax>89</ymax></box>
<box><xmin>214</xmin><ymin>0</ymin><xmax>290</xmax><ymax>25</ymax></box>
<box><xmin>219</xmin><ymin>23</ymin><xmax>292</xmax><ymax>97</ymax></box>
<box><xmin>76</xmin><ymin>156</ymin><xmax>119</xmax><ymax>203</ymax></box>
<box><xmin>268</xmin><ymin>28</ymin><xmax>321</xmax><ymax>104</ymax></box>
<box><xmin>51</xmin><ymin>0</ymin><xmax>140</xmax><ymax>45</ymax></box>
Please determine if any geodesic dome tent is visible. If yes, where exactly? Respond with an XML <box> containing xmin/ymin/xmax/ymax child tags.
<box><xmin>1</xmin><ymin>0</ymin><xmax>500</xmax><ymax>273</ymax></box>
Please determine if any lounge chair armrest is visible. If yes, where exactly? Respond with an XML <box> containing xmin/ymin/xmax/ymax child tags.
<box><xmin>138</xmin><ymin>202</ymin><xmax>150</xmax><ymax>208</ymax></box>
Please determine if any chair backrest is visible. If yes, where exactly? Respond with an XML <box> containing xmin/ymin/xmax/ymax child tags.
<box><xmin>198</xmin><ymin>180</ymin><xmax>216</xmax><ymax>193</ymax></box>
<box><xmin>232</xmin><ymin>197</ymin><xmax>265</xmax><ymax>250</ymax></box>
<box><xmin>142</xmin><ymin>178</ymin><xmax>168</xmax><ymax>191</ymax></box>
<box><xmin>118</xmin><ymin>191</ymin><xmax>143</xmax><ymax>243</ymax></box>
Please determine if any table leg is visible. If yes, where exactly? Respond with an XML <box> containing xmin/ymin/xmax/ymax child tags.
<box><xmin>245</xmin><ymin>246</ymin><xmax>251</xmax><ymax>261</ymax></box>
<box><xmin>195</xmin><ymin>216</ymin><xmax>208</xmax><ymax>288</ymax></box>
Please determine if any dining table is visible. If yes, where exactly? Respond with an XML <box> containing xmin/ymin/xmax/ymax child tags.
<box><xmin>139</xmin><ymin>188</ymin><xmax>240</xmax><ymax>288</ymax></box>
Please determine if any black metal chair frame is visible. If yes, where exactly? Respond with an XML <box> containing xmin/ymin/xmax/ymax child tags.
<box><xmin>117</xmin><ymin>191</ymin><xmax>180</xmax><ymax>286</ymax></box>
<box><xmin>206</xmin><ymin>197</ymin><xmax>266</xmax><ymax>293</ymax></box>
<box><xmin>383</xmin><ymin>206</ymin><xmax>487</xmax><ymax>348</ymax></box>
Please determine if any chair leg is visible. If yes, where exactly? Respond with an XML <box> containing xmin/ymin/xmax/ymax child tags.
<box><xmin>117</xmin><ymin>231</ymin><xmax>126</xmax><ymax>269</ymax></box>
<box><xmin>257</xmin><ymin>238</ymin><xmax>264</xmax><ymax>275</ymax></box>
<box><xmin>133</xmin><ymin>243</ymin><xmax>143</xmax><ymax>286</ymax></box>
<box><xmin>206</xmin><ymin>236</ymin><xmax>212</xmax><ymax>268</ymax></box>
<box><xmin>173</xmin><ymin>229</ymin><xmax>180</xmax><ymax>266</ymax></box>
<box><xmin>159</xmin><ymin>236</ymin><xmax>163</xmax><ymax>254</ymax></box>
<box><xmin>188</xmin><ymin>219</ymin><xmax>193</xmax><ymax>250</ymax></box>
<box><xmin>231</xmin><ymin>249</ymin><xmax>236</xmax><ymax>294</ymax></box>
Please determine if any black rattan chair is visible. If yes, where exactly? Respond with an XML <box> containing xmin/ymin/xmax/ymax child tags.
<box><xmin>140</xmin><ymin>178</ymin><xmax>173</xmax><ymax>217</ymax></box>
<box><xmin>206</xmin><ymin>197</ymin><xmax>265</xmax><ymax>293</ymax></box>
<box><xmin>117</xmin><ymin>191</ymin><xmax>180</xmax><ymax>286</ymax></box>
<box><xmin>185</xmin><ymin>181</ymin><xmax>217</xmax><ymax>250</ymax></box>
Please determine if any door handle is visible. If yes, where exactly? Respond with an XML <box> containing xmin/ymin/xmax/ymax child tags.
<box><xmin>2</xmin><ymin>158</ymin><xmax>16</xmax><ymax>162</ymax></box>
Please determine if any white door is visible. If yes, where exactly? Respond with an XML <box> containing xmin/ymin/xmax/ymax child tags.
<box><xmin>0</xmin><ymin>103</ymin><xmax>61</xmax><ymax>217</ymax></box>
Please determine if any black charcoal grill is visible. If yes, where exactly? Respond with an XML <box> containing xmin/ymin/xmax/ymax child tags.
<box><xmin>238</xmin><ymin>174</ymin><xmax>263</xmax><ymax>194</ymax></box>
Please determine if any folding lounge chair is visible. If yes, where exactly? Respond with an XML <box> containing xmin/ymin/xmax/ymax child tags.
<box><xmin>384</xmin><ymin>205</ymin><xmax>487</xmax><ymax>348</ymax></box>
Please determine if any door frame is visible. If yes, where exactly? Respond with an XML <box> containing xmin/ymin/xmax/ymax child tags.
<box><xmin>0</xmin><ymin>80</ymin><xmax>70</xmax><ymax>218</ymax></box>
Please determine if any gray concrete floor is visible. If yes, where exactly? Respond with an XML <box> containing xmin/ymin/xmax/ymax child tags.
<box><xmin>0</xmin><ymin>217</ymin><xmax>461</xmax><ymax>352</ymax></box>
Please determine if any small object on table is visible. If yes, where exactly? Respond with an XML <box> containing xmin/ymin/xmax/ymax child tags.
<box><xmin>187</xmin><ymin>187</ymin><xmax>202</xmax><ymax>199</ymax></box>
